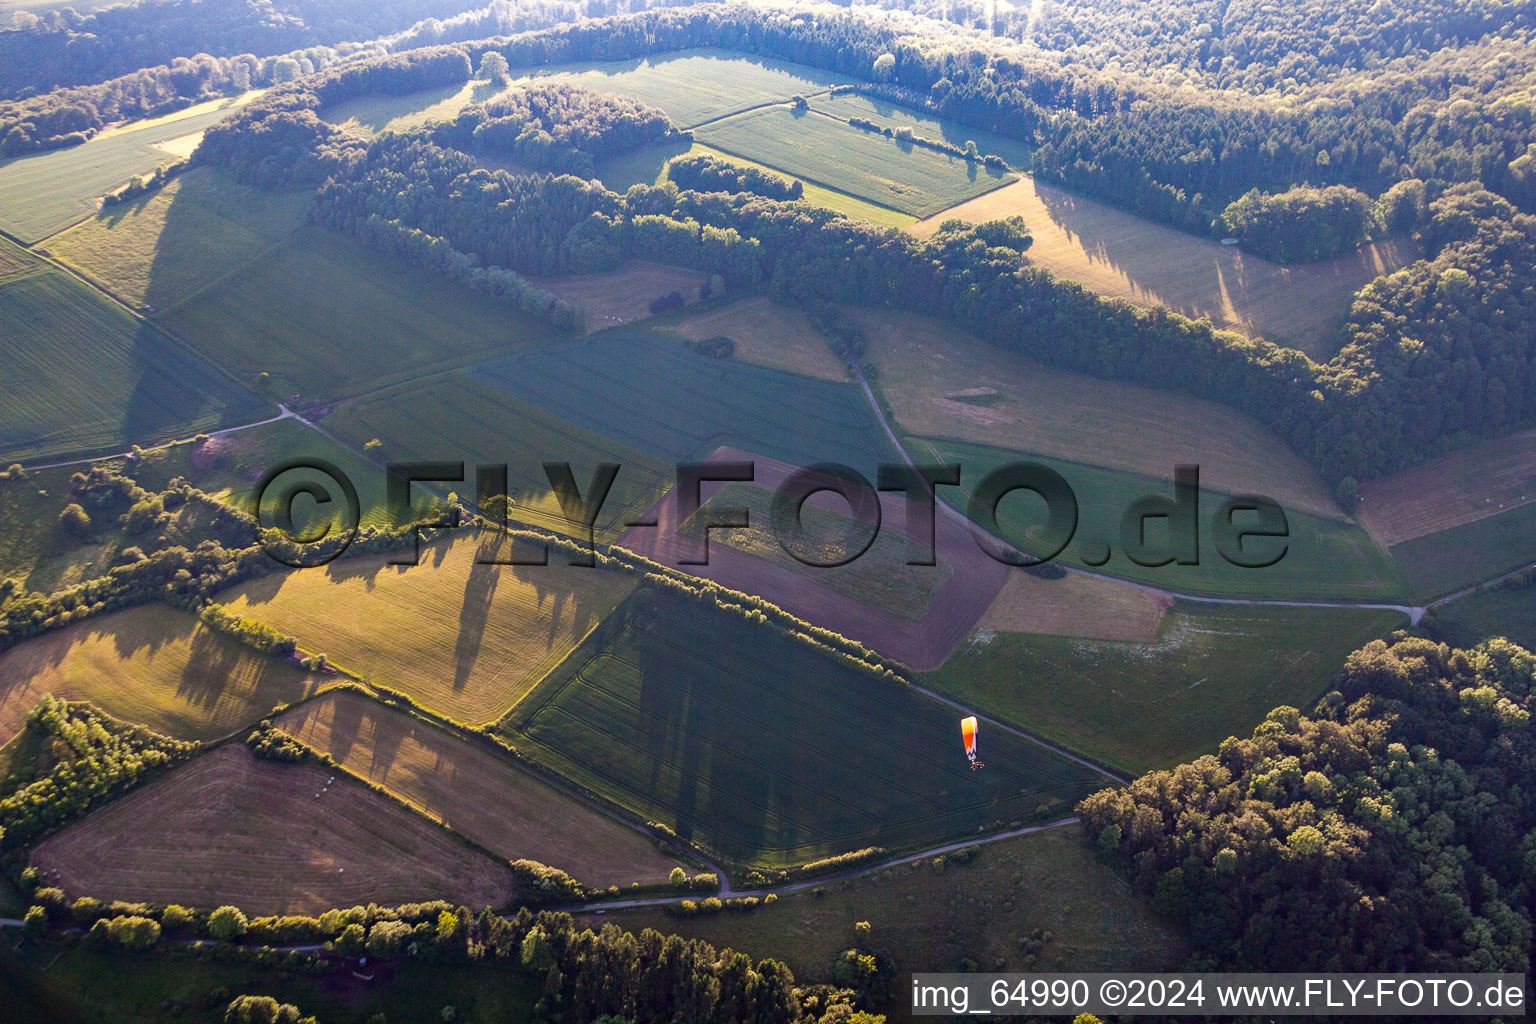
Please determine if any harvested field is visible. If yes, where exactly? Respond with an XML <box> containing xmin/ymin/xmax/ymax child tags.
<box><xmin>668</xmin><ymin>297</ymin><xmax>847</xmax><ymax>381</ymax></box>
<box><xmin>159</xmin><ymin>225</ymin><xmax>560</xmax><ymax>401</ymax></box>
<box><xmin>501</xmin><ymin>586</ymin><xmax>1106</xmax><ymax>865</ymax></box>
<box><xmin>276</xmin><ymin>691</ymin><xmax>684</xmax><ymax>885</ymax></box>
<box><xmin>616</xmin><ymin>448</ymin><xmax>1006</xmax><ymax>670</ymax></box>
<box><xmin>854</xmin><ymin>306</ymin><xmax>1341</xmax><ymax>519</ymax></box>
<box><xmin>48</xmin><ymin>166</ymin><xmax>309</xmax><ymax>309</ymax></box>
<box><xmin>912</xmin><ymin>176</ymin><xmax>1421</xmax><ymax>359</ymax></box>
<box><xmin>930</xmin><ymin>603</ymin><xmax>1405</xmax><ymax>775</ymax></box>
<box><xmin>473</xmin><ymin>328</ymin><xmax>896</xmax><ymax>475</ymax></box>
<box><xmin>217</xmin><ymin>534</ymin><xmax>636</xmax><ymax>724</ymax></box>
<box><xmin>0</xmin><ymin>605</ymin><xmax>323</xmax><ymax>749</ymax></box>
<box><xmin>697</xmin><ymin>106</ymin><xmax>1015</xmax><ymax>218</ymax></box>
<box><xmin>321</xmin><ymin>375</ymin><xmax>673</xmax><ymax>542</ymax></box>
<box><xmin>977</xmin><ymin>570</ymin><xmax>1173</xmax><ymax>642</ymax></box>
<box><xmin>0</xmin><ymin>269</ymin><xmax>267</xmax><ymax>464</ymax></box>
<box><xmin>30</xmin><ymin>745</ymin><xmax>516</xmax><ymax>914</ymax></box>
<box><xmin>537</xmin><ymin>260</ymin><xmax>708</xmax><ymax>334</ymax></box>
<box><xmin>1357</xmin><ymin>427</ymin><xmax>1536</xmax><ymax>546</ymax></box>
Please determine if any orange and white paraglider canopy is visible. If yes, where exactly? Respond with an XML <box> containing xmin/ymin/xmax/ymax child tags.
<box><xmin>961</xmin><ymin>716</ymin><xmax>982</xmax><ymax>769</ymax></box>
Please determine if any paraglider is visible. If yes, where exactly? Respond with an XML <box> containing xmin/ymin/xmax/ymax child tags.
<box><xmin>961</xmin><ymin>715</ymin><xmax>983</xmax><ymax>769</ymax></box>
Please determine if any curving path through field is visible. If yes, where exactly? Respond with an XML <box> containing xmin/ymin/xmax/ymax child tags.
<box><xmin>849</xmin><ymin>364</ymin><xmax>1428</xmax><ymax>623</ymax></box>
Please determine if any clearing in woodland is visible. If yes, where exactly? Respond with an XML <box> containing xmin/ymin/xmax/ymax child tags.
<box><xmin>537</xmin><ymin>260</ymin><xmax>708</xmax><ymax>334</ymax></box>
<box><xmin>275</xmin><ymin>691</ymin><xmax>684</xmax><ymax>886</ymax></box>
<box><xmin>217</xmin><ymin>533</ymin><xmax>637</xmax><ymax>724</ymax></box>
<box><xmin>0</xmin><ymin>605</ymin><xmax>323</xmax><ymax>748</ymax></box>
<box><xmin>29</xmin><ymin>744</ymin><xmax>516</xmax><ymax>915</ymax></box>
<box><xmin>696</xmin><ymin>106</ymin><xmax>1014</xmax><ymax>218</ymax></box>
<box><xmin>911</xmin><ymin>176</ymin><xmax>1421</xmax><ymax>359</ymax></box>
<box><xmin>499</xmin><ymin>586</ymin><xmax>1106</xmax><ymax>865</ymax></box>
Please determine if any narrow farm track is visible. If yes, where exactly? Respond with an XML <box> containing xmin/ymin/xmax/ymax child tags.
<box><xmin>19</xmin><ymin>405</ymin><xmax>298</xmax><ymax>472</ymax></box>
<box><xmin>850</xmin><ymin>365</ymin><xmax>1429</xmax><ymax>623</ymax></box>
<box><xmin>0</xmin><ymin>818</ymin><xmax>1082</xmax><ymax>933</ymax></box>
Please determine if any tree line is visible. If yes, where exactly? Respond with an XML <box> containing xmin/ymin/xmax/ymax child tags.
<box><xmin>213</xmin><ymin>84</ymin><xmax>1536</xmax><ymax>484</ymax></box>
<box><xmin>666</xmin><ymin>151</ymin><xmax>805</xmax><ymax>201</ymax></box>
<box><xmin>1079</xmin><ymin>634</ymin><xmax>1534</xmax><ymax>971</ymax></box>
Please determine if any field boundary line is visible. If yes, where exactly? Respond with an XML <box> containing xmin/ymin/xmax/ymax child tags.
<box><xmin>680</xmin><ymin>88</ymin><xmax>836</xmax><ymax>131</ymax></box>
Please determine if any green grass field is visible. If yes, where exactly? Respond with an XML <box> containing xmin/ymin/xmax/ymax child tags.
<box><xmin>600</xmin><ymin>825</ymin><xmax>1182</xmax><ymax>980</ymax></box>
<box><xmin>595</xmin><ymin>140</ymin><xmax>917</xmax><ymax>230</ymax></box>
<box><xmin>47</xmin><ymin>167</ymin><xmax>309</xmax><ymax>310</ymax></box>
<box><xmin>158</xmin><ymin>225</ymin><xmax>563</xmax><ymax>401</ymax></box>
<box><xmin>683</xmin><ymin>481</ymin><xmax>954</xmax><ymax>620</ymax></box>
<box><xmin>0</xmin><ymin>94</ymin><xmax>257</xmax><ymax>243</ymax></box>
<box><xmin>810</xmin><ymin>92</ymin><xmax>1036</xmax><ymax>170</ymax></box>
<box><xmin>523</xmin><ymin>48</ymin><xmax>854</xmax><ymax>129</ymax></box>
<box><xmin>473</xmin><ymin>329</ymin><xmax>897</xmax><ymax>474</ymax></box>
<box><xmin>0</xmin><ymin>268</ymin><xmax>268</xmax><ymax>464</ymax></box>
<box><xmin>1389</xmin><ymin>501</ymin><xmax>1536</xmax><ymax>601</ymax></box>
<box><xmin>499</xmin><ymin>586</ymin><xmax>1107</xmax><ymax>866</ymax></box>
<box><xmin>0</xmin><ymin>604</ymin><xmax>324</xmax><ymax>748</ymax></box>
<box><xmin>696</xmin><ymin>107</ymin><xmax>1016</xmax><ymax>218</ymax></box>
<box><xmin>219</xmin><ymin>534</ymin><xmax>637</xmax><ymax>724</ymax></box>
<box><xmin>921</xmin><ymin>438</ymin><xmax>1408</xmax><ymax>602</ymax></box>
<box><xmin>322</xmin><ymin>371</ymin><xmax>674</xmax><ymax>541</ymax></box>
<box><xmin>1430</xmin><ymin>577</ymin><xmax>1536</xmax><ymax>649</ymax></box>
<box><xmin>927</xmin><ymin>603</ymin><xmax>1405</xmax><ymax>775</ymax></box>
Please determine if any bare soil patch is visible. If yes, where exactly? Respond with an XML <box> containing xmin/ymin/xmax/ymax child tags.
<box><xmin>1357</xmin><ymin>427</ymin><xmax>1536</xmax><ymax>545</ymax></box>
<box><xmin>30</xmin><ymin>745</ymin><xmax>516</xmax><ymax>914</ymax></box>
<box><xmin>276</xmin><ymin>692</ymin><xmax>685</xmax><ymax>886</ymax></box>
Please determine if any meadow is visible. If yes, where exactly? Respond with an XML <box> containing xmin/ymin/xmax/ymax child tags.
<box><xmin>810</xmin><ymin>92</ymin><xmax>1036</xmax><ymax>170</ymax></box>
<box><xmin>977</xmin><ymin>568</ymin><xmax>1174</xmax><ymax>643</ymax></box>
<box><xmin>500</xmin><ymin>587</ymin><xmax>1107</xmax><ymax>865</ymax></box>
<box><xmin>1389</xmin><ymin>501</ymin><xmax>1536</xmax><ymax>601</ymax></box>
<box><xmin>321</xmin><ymin>373</ymin><xmax>674</xmax><ymax>542</ymax></box>
<box><xmin>47</xmin><ymin>166</ymin><xmax>309</xmax><ymax>310</ymax></box>
<box><xmin>537</xmin><ymin>259</ymin><xmax>708</xmax><ymax>333</ymax></box>
<box><xmin>923</xmin><ymin>437</ymin><xmax>1408</xmax><ymax>602</ymax></box>
<box><xmin>696</xmin><ymin>107</ymin><xmax>1015</xmax><ymax>218</ymax></box>
<box><xmin>0</xmin><ymin>93</ymin><xmax>258</xmax><ymax>243</ymax></box>
<box><xmin>30</xmin><ymin>744</ymin><xmax>516</xmax><ymax>915</ymax></box>
<box><xmin>0</xmin><ymin>268</ymin><xmax>268</xmax><ymax>464</ymax></box>
<box><xmin>217</xmin><ymin>533</ymin><xmax>637</xmax><ymax>724</ymax></box>
<box><xmin>473</xmin><ymin>328</ymin><xmax>896</xmax><ymax>474</ymax></box>
<box><xmin>0</xmin><ymin>605</ymin><xmax>324</xmax><ymax>748</ymax></box>
<box><xmin>275</xmin><ymin>691</ymin><xmax>684</xmax><ymax>884</ymax></box>
<box><xmin>320</xmin><ymin>48</ymin><xmax>853</xmax><ymax>136</ymax></box>
<box><xmin>594</xmin><ymin>140</ymin><xmax>917</xmax><ymax>230</ymax></box>
<box><xmin>927</xmin><ymin>602</ymin><xmax>1406</xmax><ymax>775</ymax></box>
<box><xmin>595</xmin><ymin>825</ymin><xmax>1183</xmax><ymax>981</ymax></box>
<box><xmin>911</xmin><ymin>177</ymin><xmax>1421</xmax><ymax>359</ymax></box>
<box><xmin>853</xmin><ymin>306</ymin><xmax>1344</xmax><ymax>519</ymax></box>
<box><xmin>1431</xmin><ymin>576</ymin><xmax>1536</xmax><ymax>649</ymax></box>
<box><xmin>665</xmin><ymin>296</ymin><xmax>848</xmax><ymax>381</ymax></box>
<box><xmin>159</xmin><ymin>225</ymin><xmax>562</xmax><ymax>401</ymax></box>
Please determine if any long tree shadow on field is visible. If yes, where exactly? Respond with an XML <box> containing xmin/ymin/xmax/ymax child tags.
<box><xmin>453</xmin><ymin>554</ymin><xmax>500</xmax><ymax>693</ymax></box>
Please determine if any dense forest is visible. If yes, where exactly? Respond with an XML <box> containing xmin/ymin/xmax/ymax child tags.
<box><xmin>665</xmin><ymin>152</ymin><xmax>805</xmax><ymax>200</ymax></box>
<box><xmin>0</xmin><ymin>0</ymin><xmax>494</xmax><ymax>97</ymax></box>
<box><xmin>430</xmin><ymin>80</ymin><xmax>681</xmax><ymax>175</ymax></box>
<box><xmin>1079</xmin><ymin>635</ymin><xmax>1534</xmax><ymax>972</ymax></box>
